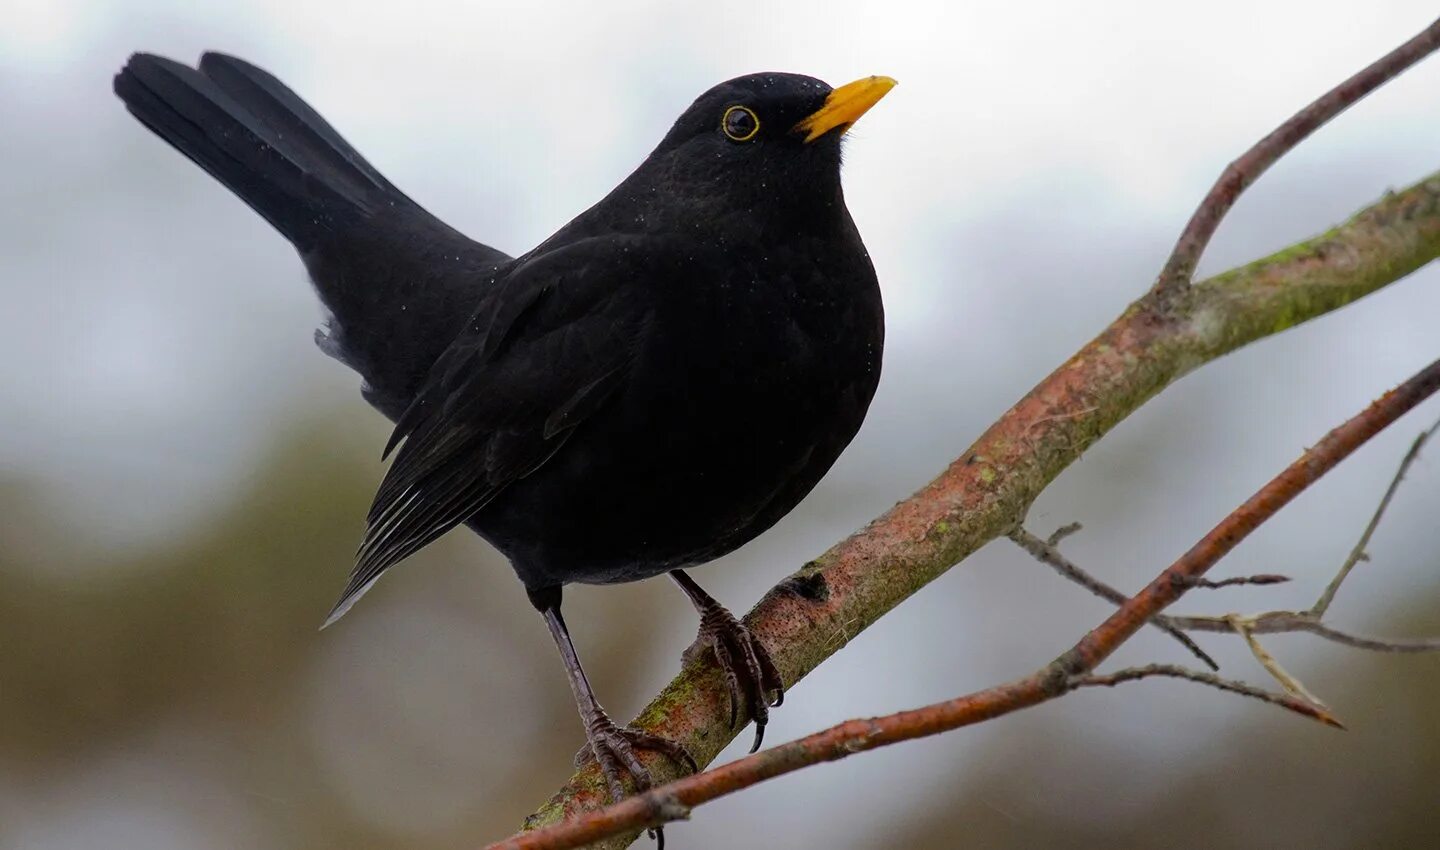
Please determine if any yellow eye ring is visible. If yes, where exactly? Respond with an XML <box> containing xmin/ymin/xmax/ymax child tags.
<box><xmin>721</xmin><ymin>105</ymin><xmax>760</xmax><ymax>142</ymax></box>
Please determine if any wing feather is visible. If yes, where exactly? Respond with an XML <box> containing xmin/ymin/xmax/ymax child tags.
<box><xmin>323</xmin><ymin>236</ymin><xmax>656</xmax><ymax>624</ymax></box>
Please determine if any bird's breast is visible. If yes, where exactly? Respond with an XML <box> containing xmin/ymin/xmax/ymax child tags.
<box><xmin>624</xmin><ymin>231</ymin><xmax>883</xmax><ymax>472</ymax></box>
<box><xmin>486</xmin><ymin>224</ymin><xmax>884</xmax><ymax>587</ymax></box>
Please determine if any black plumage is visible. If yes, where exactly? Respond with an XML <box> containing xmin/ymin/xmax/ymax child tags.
<box><xmin>115</xmin><ymin>53</ymin><xmax>893</xmax><ymax>807</ymax></box>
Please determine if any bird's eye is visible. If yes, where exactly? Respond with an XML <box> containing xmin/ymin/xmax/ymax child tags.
<box><xmin>721</xmin><ymin>105</ymin><xmax>760</xmax><ymax>142</ymax></box>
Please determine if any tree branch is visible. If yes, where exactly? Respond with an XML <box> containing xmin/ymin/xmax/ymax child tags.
<box><xmin>1051</xmin><ymin>361</ymin><xmax>1440</xmax><ymax>673</ymax></box>
<box><xmin>1072</xmin><ymin>664</ymin><xmax>1344</xmax><ymax>729</ymax></box>
<box><xmin>499</xmin><ymin>358</ymin><xmax>1440</xmax><ymax>850</ymax></box>
<box><xmin>516</xmin><ymin>170</ymin><xmax>1440</xmax><ymax>846</ymax></box>
<box><xmin>1152</xmin><ymin>17</ymin><xmax>1440</xmax><ymax>298</ymax></box>
<box><xmin>1172</xmin><ymin>612</ymin><xmax>1440</xmax><ymax>653</ymax></box>
<box><xmin>1311</xmin><ymin>417</ymin><xmax>1440</xmax><ymax>616</ymax></box>
<box><xmin>1014</xmin><ymin>530</ymin><xmax>1440</xmax><ymax>654</ymax></box>
<box><xmin>514</xmin><ymin>22</ymin><xmax>1440</xmax><ymax>846</ymax></box>
<box><xmin>1009</xmin><ymin>526</ymin><xmax>1219</xmax><ymax>669</ymax></box>
<box><xmin>1179</xmin><ymin>574</ymin><xmax>1291</xmax><ymax>589</ymax></box>
<box><xmin>1227</xmin><ymin>614</ymin><xmax>1328</xmax><ymax>706</ymax></box>
<box><xmin>1019</xmin><ymin>414</ymin><xmax>1440</xmax><ymax>659</ymax></box>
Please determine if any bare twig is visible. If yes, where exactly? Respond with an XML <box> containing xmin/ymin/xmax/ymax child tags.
<box><xmin>1311</xmin><ymin>416</ymin><xmax>1440</xmax><ymax>616</ymax></box>
<box><xmin>1152</xmin><ymin>17</ymin><xmax>1440</xmax><ymax>298</ymax></box>
<box><xmin>1073</xmin><ymin>664</ymin><xmax>1344</xmax><ymax>729</ymax></box>
<box><xmin>1172</xmin><ymin>612</ymin><xmax>1440</xmax><ymax>653</ymax></box>
<box><xmin>1054</xmin><ymin>361</ymin><xmax>1440</xmax><ymax>671</ymax></box>
<box><xmin>1293</xmin><ymin>620</ymin><xmax>1440</xmax><ymax>653</ymax></box>
<box><xmin>1019</xmin><ymin>414</ymin><xmax>1440</xmax><ymax>658</ymax></box>
<box><xmin>1227</xmin><ymin>615</ymin><xmax>1327</xmax><ymax>706</ymax></box>
<box><xmin>1046</xmin><ymin>521</ymin><xmax>1084</xmax><ymax>547</ymax></box>
<box><xmin>1179</xmin><ymin>574</ymin><xmax>1290</xmax><ymax>589</ymax></box>
<box><xmin>495</xmin><ymin>359</ymin><xmax>1440</xmax><ymax>850</ymax></box>
<box><xmin>1009</xmin><ymin>527</ymin><xmax>1218</xmax><ymax>670</ymax></box>
<box><xmin>1014</xmin><ymin>532</ymin><xmax>1440</xmax><ymax>653</ymax></box>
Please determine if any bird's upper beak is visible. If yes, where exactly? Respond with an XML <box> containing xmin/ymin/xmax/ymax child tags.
<box><xmin>792</xmin><ymin>76</ymin><xmax>897</xmax><ymax>143</ymax></box>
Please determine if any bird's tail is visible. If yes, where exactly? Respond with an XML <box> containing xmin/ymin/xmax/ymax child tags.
<box><xmin>114</xmin><ymin>52</ymin><xmax>513</xmax><ymax>416</ymax></box>
<box><xmin>114</xmin><ymin>52</ymin><xmax>404</xmax><ymax>251</ymax></box>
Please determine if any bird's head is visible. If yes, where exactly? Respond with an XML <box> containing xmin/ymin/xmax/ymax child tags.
<box><xmin>636</xmin><ymin>72</ymin><xmax>896</xmax><ymax>223</ymax></box>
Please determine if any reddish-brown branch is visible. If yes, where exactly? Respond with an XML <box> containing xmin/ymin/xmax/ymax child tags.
<box><xmin>1021</xmin><ymin>416</ymin><xmax>1440</xmax><ymax>656</ymax></box>
<box><xmin>1058</xmin><ymin>358</ymin><xmax>1440</xmax><ymax>674</ymax></box>
<box><xmin>1015</xmin><ymin>527</ymin><xmax>1440</xmax><ymax>653</ymax></box>
<box><xmin>491</xmin><ymin>358</ymin><xmax>1440</xmax><ymax>850</ymax></box>
<box><xmin>1152</xmin><ymin>17</ymin><xmax>1440</xmax><ymax>298</ymax></box>
<box><xmin>1009</xmin><ymin>526</ymin><xmax>1219</xmax><ymax>669</ymax></box>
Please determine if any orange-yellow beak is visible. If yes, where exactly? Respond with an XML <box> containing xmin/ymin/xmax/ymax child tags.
<box><xmin>792</xmin><ymin>75</ymin><xmax>897</xmax><ymax>143</ymax></box>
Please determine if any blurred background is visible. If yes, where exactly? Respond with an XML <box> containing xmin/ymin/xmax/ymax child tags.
<box><xmin>3</xmin><ymin>1</ymin><xmax>1440</xmax><ymax>847</ymax></box>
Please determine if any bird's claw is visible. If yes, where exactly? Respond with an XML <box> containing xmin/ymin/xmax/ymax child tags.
<box><xmin>574</xmin><ymin>712</ymin><xmax>696</xmax><ymax>849</ymax></box>
<box><xmin>683</xmin><ymin>603</ymin><xmax>785</xmax><ymax>752</ymax></box>
<box><xmin>575</xmin><ymin>712</ymin><xmax>698</xmax><ymax>795</ymax></box>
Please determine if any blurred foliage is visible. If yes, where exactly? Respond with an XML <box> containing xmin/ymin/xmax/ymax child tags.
<box><xmin>0</xmin><ymin>421</ymin><xmax>367</xmax><ymax>764</ymax></box>
<box><xmin>0</xmin><ymin>412</ymin><xmax>686</xmax><ymax>848</ymax></box>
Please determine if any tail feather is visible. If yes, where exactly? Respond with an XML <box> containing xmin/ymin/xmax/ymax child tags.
<box><xmin>115</xmin><ymin>51</ymin><xmax>512</xmax><ymax>428</ymax></box>
<box><xmin>114</xmin><ymin>52</ymin><xmax>387</xmax><ymax>248</ymax></box>
<box><xmin>117</xmin><ymin>51</ymin><xmax>522</xmax><ymax>625</ymax></box>
<box><xmin>196</xmin><ymin>53</ymin><xmax>402</xmax><ymax>202</ymax></box>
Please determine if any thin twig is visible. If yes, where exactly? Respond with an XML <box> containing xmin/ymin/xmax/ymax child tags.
<box><xmin>1311</xmin><ymin>416</ymin><xmax>1440</xmax><ymax>616</ymax></box>
<box><xmin>1073</xmin><ymin>664</ymin><xmax>1344</xmax><ymax>729</ymax></box>
<box><xmin>495</xmin><ymin>359</ymin><xmax>1440</xmax><ymax>850</ymax></box>
<box><xmin>1227</xmin><ymin>615</ymin><xmax>1327</xmax><ymax>707</ymax></box>
<box><xmin>1047</xmin><ymin>521</ymin><xmax>1084</xmax><ymax>547</ymax></box>
<box><xmin>1152</xmin><ymin>17</ymin><xmax>1440</xmax><ymax>298</ymax></box>
<box><xmin>1172</xmin><ymin>612</ymin><xmax>1440</xmax><ymax>653</ymax></box>
<box><xmin>1294</xmin><ymin>619</ymin><xmax>1440</xmax><ymax>653</ymax></box>
<box><xmin>1054</xmin><ymin>360</ymin><xmax>1440</xmax><ymax>673</ymax></box>
<box><xmin>1022</xmin><ymin>415</ymin><xmax>1440</xmax><ymax>657</ymax></box>
<box><xmin>1179</xmin><ymin>574</ymin><xmax>1291</xmax><ymax>589</ymax></box>
<box><xmin>1009</xmin><ymin>527</ymin><xmax>1218</xmax><ymax>670</ymax></box>
<box><xmin>1015</xmin><ymin>531</ymin><xmax>1440</xmax><ymax>652</ymax></box>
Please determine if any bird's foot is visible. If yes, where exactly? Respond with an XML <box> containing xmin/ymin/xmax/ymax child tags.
<box><xmin>683</xmin><ymin>602</ymin><xmax>785</xmax><ymax>752</ymax></box>
<box><xmin>575</xmin><ymin>710</ymin><xmax>698</xmax><ymax>798</ymax></box>
<box><xmin>574</xmin><ymin>710</ymin><xmax>697</xmax><ymax>848</ymax></box>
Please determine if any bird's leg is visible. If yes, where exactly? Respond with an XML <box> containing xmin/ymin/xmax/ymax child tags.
<box><xmin>529</xmin><ymin>586</ymin><xmax>697</xmax><ymax>820</ymax></box>
<box><xmin>669</xmin><ymin>570</ymin><xmax>784</xmax><ymax>752</ymax></box>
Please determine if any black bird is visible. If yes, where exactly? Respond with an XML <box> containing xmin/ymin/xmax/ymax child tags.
<box><xmin>114</xmin><ymin>53</ymin><xmax>892</xmax><ymax>801</ymax></box>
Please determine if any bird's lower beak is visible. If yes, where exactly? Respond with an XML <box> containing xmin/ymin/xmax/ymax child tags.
<box><xmin>792</xmin><ymin>76</ymin><xmax>897</xmax><ymax>143</ymax></box>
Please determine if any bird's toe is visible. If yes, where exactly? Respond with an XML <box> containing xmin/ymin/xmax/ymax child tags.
<box><xmin>687</xmin><ymin>606</ymin><xmax>785</xmax><ymax>752</ymax></box>
<box><xmin>578</xmin><ymin>711</ymin><xmax>697</xmax><ymax>797</ymax></box>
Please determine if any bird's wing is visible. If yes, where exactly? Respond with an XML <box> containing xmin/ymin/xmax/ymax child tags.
<box><xmin>324</xmin><ymin>235</ymin><xmax>658</xmax><ymax>624</ymax></box>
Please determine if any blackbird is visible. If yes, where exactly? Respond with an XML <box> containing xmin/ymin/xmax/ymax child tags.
<box><xmin>114</xmin><ymin>53</ymin><xmax>893</xmax><ymax>803</ymax></box>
